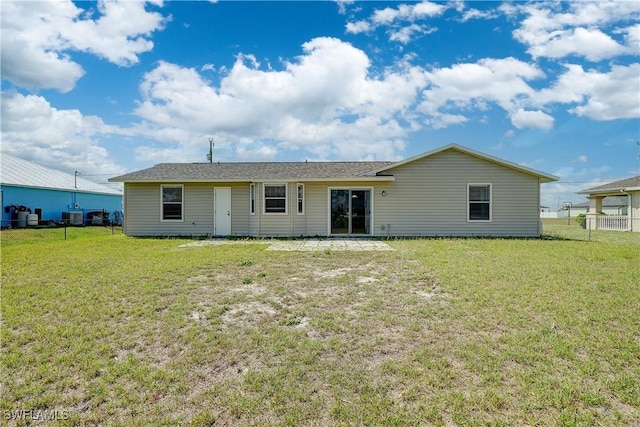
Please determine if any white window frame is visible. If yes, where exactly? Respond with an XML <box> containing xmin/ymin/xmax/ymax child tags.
<box><xmin>263</xmin><ymin>183</ymin><xmax>287</xmax><ymax>215</ymax></box>
<box><xmin>297</xmin><ymin>183</ymin><xmax>305</xmax><ymax>215</ymax></box>
<box><xmin>249</xmin><ymin>183</ymin><xmax>256</xmax><ymax>215</ymax></box>
<box><xmin>467</xmin><ymin>183</ymin><xmax>492</xmax><ymax>222</ymax></box>
<box><xmin>161</xmin><ymin>184</ymin><xmax>184</xmax><ymax>222</ymax></box>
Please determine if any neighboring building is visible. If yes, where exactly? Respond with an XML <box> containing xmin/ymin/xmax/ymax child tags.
<box><xmin>571</xmin><ymin>196</ymin><xmax>629</xmax><ymax>216</ymax></box>
<box><xmin>577</xmin><ymin>176</ymin><xmax>640</xmax><ymax>232</ymax></box>
<box><xmin>110</xmin><ymin>144</ymin><xmax>557</xmax><ymax>238</ymax></box>
<box><xmin>539</xmin><ymin>205</ymin><xmax>571</xmax><ymax>219</ymax></box>
<box><xmin>1</xmin><ymin>153</ymin><xmax>123</xmax><ymax>227</ymax></box>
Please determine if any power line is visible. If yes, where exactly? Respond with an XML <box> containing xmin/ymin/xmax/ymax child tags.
<box><xmin>75</xmin><ymin>173</ymin><xmax>123</xmax><ymax>176</ymax></box>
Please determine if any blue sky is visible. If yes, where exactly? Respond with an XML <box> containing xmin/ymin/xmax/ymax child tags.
<box><xmin>1</xmin><ymin>0</ymin><xmax>639</xmax><ymax>209</ymax></box>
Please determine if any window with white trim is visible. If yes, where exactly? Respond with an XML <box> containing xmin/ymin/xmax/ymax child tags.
<box><xmin>468</xmin><ymin>184</ymin><xmax>491</xmax><ymax>221</ymax></box>
<box><xmin>264</xmin><ymin>184</ymin><xmax>287</xmax><ymax>214</ymax></box>
<box><xmin>249</xmin><ymin>183</ymin><xmax>256</xmax><ymax>215</ymax></box>
<box><xmin>297</xmin><ymin>184</ymin><xmax>304</xmax><ymax>215</ymax></box>
<box><xmin>161</xmin><ymin>185</ymin><xmax>183</xmax><ymax>221</ymax></box>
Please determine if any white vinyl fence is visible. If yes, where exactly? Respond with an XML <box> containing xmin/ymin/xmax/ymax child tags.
<box><xmin>597</xmin><ymin>215</ymin><xmax>630</xmax><ymax>231</ymax></box>
<box><xmin>540</xmin><ymin>211</ymin><xmax>569</xmax><ymax>219</ymax></box>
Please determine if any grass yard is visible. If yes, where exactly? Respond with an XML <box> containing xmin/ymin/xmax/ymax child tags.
<box><xmin>1</xmin><ymin>227</ymin><xmax>639</xmax><ymax>425</ymax></box>
<box><xmin>542</xmin><ymin>218</ymin><xmax>640</xmax><ymax>246</ymax></box>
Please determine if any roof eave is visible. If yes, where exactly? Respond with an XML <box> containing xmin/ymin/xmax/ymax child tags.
<box><xmin>111</xmin><ymin>176</ymin><xmax>396</xmax><ymax>184</ymax></box>
<box><xmin>577</xmin><ymin>186</ymin><xmax>640</xmax><ymax>195</ymax></box>
<box><xmin>1</xmin><ymin>182</ymin><xmax>122</xmax><ymax>196</ymax></box>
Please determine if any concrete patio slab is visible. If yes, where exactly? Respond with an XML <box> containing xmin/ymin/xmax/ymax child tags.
<box><xmin>266</xmin><ymin>239</ymin><xmax>394</xmax><ymax>251</ymax></box>
<box><xmin>179</xmin><ymin>239</ymin><xmax>394</xmax><ymax>251</ymax></box>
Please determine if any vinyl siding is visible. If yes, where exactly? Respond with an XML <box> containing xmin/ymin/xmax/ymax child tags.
<box><xmin>254</xmin><ymin>182</ymin><xmax>289</xmax><ymax>236</ymax></box>
<box><xmin>252</xmin><ymin>182</ymin><xmax>311</xmax><ymax>237</ymax></box>
<box><xmin>230</xmin><ymin>185</ymin><xmax>250</xmax><ymax>236</ymax></box>
<box><xmin>305</xmin><ymin>182</ymin><xmax>331</xmax><ymax>235</ymax></box>
<box><xmin>122</xmin><ymin>150</ymin><xmax>544</xmax><ymax>237</ymax></box>
<box><xmin>251</xmin><ymin>182</ymin><xmax>361</xmax><ymax>236</ymax></box>
<box><xmin>373</xmin><ymin>150</ymin><xmax>541</xmax><ymax>237</ymax></box>
<box><xmin>124</xmin><ymin>183</ymin><xmax>249</xmax><ymax>236</ymax></box>
<box><xmin>249</xmin><ymin>184</ymin><xmax>259</xmax><ymax>236</ymax></box>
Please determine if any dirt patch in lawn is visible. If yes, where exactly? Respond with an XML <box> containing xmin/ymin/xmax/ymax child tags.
<box><xmin>221</xmin><ymin>301</ymin><xmax>278</xmax><ymax>326</ymax></box>
<box><xmin>132</xmin><ymin>250</ymin><xmax>447</xmax><ymax>422</ymax></box>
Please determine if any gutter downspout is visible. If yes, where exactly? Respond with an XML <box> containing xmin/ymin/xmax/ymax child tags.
<box><xmin>538</xmin><ymin>177</ymin><xmax>542</xmax><ymax>237</ymax></box>
<box><xmin>122</xmin><ymin>184</ymin><xmax>127</xmax><ymax>235</ymax></box>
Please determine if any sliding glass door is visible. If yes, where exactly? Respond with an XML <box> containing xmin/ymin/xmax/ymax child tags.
<box><xmin>330</xmin><ymin>189</ymin><xmax>371</xmax><ymax>235</ymax></box>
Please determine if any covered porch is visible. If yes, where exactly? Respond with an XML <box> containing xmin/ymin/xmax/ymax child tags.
<box><xmin>578</xmin><ymin>176</ymin><xmax>640</xmax><ymax>233</ymax></box>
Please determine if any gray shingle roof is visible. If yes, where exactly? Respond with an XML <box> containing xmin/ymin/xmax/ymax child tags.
<box><xmin>573</xmin><ymin>195</ymin><xmax>629</xmax><ymax>208</ymax></box>
<box><xmin>109</xmin><ymin>144</ymin><xmax>558</xmax><ymax>184</ymax></box>
<box><xmin>578</xmin><ymin>176</ymin><xmax>640</xmax><ymax>194</ymax></box>
<box><xmin>109</xmin><ymin>161</ymin><xmax>394</xmax><ymax>182</ymax></box>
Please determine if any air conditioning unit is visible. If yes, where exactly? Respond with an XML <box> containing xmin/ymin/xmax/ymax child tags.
<box><xmin>62</xmin><ymin>211</ymin><xmax>83</xmax><ymax>225</ymax></box>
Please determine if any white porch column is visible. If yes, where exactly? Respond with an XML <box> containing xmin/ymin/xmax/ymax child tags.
<box><xmin>586</xmin><ymin>196</ymin><xmax>604</xmax><ymax>230</ymax></box>
<box><xmin>631</xmin><ymin>192</ymin><xmax>639</xmax><ymax>232</ymax></box>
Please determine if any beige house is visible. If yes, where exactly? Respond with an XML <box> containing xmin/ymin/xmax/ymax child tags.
<box><xmin>577</xmin><ymin>176</ymin><xmax>640</xmax><ymax>232</ymax></box>
<box><xmin>109</xmin><ymin>144</ymin><xmax>557</xmax><ymax>237</ymax></box>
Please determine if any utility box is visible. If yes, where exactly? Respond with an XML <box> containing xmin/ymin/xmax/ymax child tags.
<box><xmin>62</xmin><ymin>211</ymin><xmax>83</xmax><ymax>225</ymax></box>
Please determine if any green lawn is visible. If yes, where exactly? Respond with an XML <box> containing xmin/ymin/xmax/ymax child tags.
<box><xmin>1</xmin><ymin>227</ymin><xmax>639</xmax><ymax>425</ymax></box>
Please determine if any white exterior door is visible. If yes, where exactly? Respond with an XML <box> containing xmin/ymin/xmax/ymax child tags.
<box><xmin>214</xmin><ymin>187</ymin><xmax>232</xmax><ymax>236</ymax></box>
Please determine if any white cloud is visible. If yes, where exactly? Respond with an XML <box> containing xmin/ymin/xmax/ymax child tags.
<box><xmin>372</xmin><ymin>1</ymin><xmax>444</xmax><ymax>25</ymax></box>
<box><xmin>570</xmin><ymin>64</ymin><xmax>640</xmax><ymax>121</ymax></box>
<box><xmin>346</xmin><ymin>1</ymin><xmax>446</xmax><ymax>43</ymax></box>
<box><xmin>133</xmin><ymin>37</ymin><xmax>427</xmax><ymax>161</ymax></box>
<box><xmin>419</xmin><ymin>57</ymin><xmax>545</xmax><ymax>128</ymax></box>
<box><xmin>133</xmin><ymin>145</ymin><xmax>196</xmax><ymax>164</ymax></box>
<box><xmin>537</xmin><ymin>64</ymin><xmax>640</xmax><ymax>121</ymax></box>
<box><xmin>0</xmin><ymin>91</ymin><xmax>125</xmax><ymax>178</ymax></box>
<box><xmin>575</xmin><ymin>155</ymin><xmax>588</xmax><ymax>163</ymax></box>
<box><xmin>63</xmin><ymin>0</ymin><xmax>168</xmax><ymax>66</ymax></box>
<box><xmin>622</xmin><ymin>23</ymin><xmax>640</xmax><ymax>50</ymax></box>
<box><xmin>412</xmin><ymin>1</ymin><xmax>446</xmax><ymax>17</ymax></box>
<box><xmin>235</xmin><ymin>145</ymin><xmax>278</xmax><ymax>161</ymax></box>
<box><xmin>426</xmin><ymin>113</ymin><xmax>468</xmax><ymax>130</ymax></box>
<box><xmin>0</xmin><ymin>2</ymin><xmax>85</xmax><ymax>92</ymax></box>
<box><xmin>512</xmin><ymin>2</ymin><xmax>640</xmax><ymax>61</ymax></box>
<box><xmin>460</xmin><ymin>8</ymin><xmax>499</xmax><ymax>22</ymax></box>
<box><xmin>135</xmin><ymin>35</ymin><xmax>638</xmax><ymax>161</ymax></box>
<box><xmin>510</xmin><ymin>108</ymin><xmax>554</xmax><ymax>131</ymax></box>
<box><xmin>335</xmin><ymin>0</ymin><xmax>355</xmax><ymax>15</ymax></box>
<box><xmin>528</xmin><ymin>27</ymin><xmax>628</xmax><ymax>62</ymax></box>
<box><xmin>389</xmin><ymin>24</ymin><xmax>436</xmax><ymax>44</ymax></box>
<box><xmin>419</xmin><ymin>53</ymin><xmax>638</xmax><ymax>128</ymax></box>
<box><xmin>0</xmin><ymin>0</ymin><xmax>168</xmax><ymax>92</ymax></box>
<box><xmin>345</xmin><ymin>20</ymin><xmax>372</xmax><ymax>34</ymax></box>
